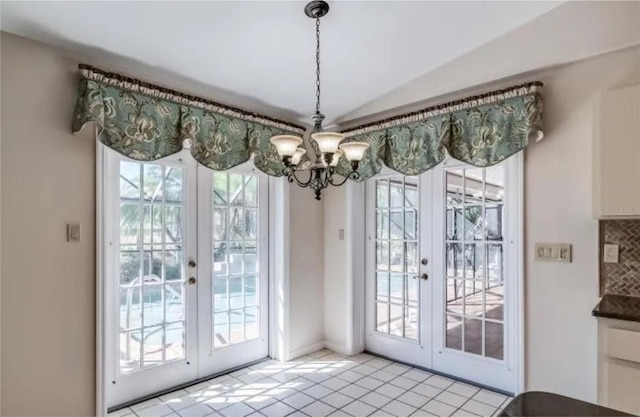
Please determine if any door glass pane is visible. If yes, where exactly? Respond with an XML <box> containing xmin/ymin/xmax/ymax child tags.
<box><xmin>118</xmin><ymin>162</ymin><xmax>186</xmax><ymax>375</ymax></box>
<box><xmin>485</xmin><ymin>321</ymin><xmax>504</xmax><ymax>360</ymax></box>
<box><xmin>443</xmin><ymin>164</ymin><xmax>506</xmax><ymax>361</ymax></box>
<box><xmin>404</xmin><ymin>308</ymin><xmax>418</xmax><ymax>341</ymax></box>
<box><xmin>376</xmin><ymin>303</ymin><xmax>389</xmax><ymax>333</ymax></box>
<box><xmin>446</xmin><ymin>315</ymin><xmax>462</xmax><ymax>350</ymax></box>
<box><xmin>212</xmin><ymin>172</ymin><xmax>262</xmax><ymax>348</ymax></box>
<box><xmin>464</xmin><ymin>318</ymin><xmax>483</xmax><ymax>355</ymax></box>
<box><xmin>373</xmin><ymin>176</ymin><xmax>421</xmax><ymax>340</ymax></box>
<box><xmin>375</xmin><ymin>273</ymin><xmax>389</xmax><ymax>303</ymax></box>
<box><xmin>446</xmin><ymin>279</ymin><xmax>463</xmax><ymax>315</ymax></box>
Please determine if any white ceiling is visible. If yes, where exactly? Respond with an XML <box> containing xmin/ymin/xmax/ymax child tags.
<box><xmin>0</xmin><ymin>1</ymin><xmax>561</xmax><ymax>125</ymax></box>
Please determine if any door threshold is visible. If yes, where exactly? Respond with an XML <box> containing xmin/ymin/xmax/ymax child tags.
<box><xmin>364</xmin><ymin>350</ymin><xmax>514</xmax><ymax>397</ymax></box>
<box><xmin>108</xmin><ymin>356</ymin><xmax>270</xmax><ymax>414</ymax></box>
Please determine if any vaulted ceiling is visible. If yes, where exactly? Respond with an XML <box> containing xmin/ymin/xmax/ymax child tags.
<box><xmin>1</xmin><ymin>1</ymin><xmax>562</xmax><ymax>126</ymax></box>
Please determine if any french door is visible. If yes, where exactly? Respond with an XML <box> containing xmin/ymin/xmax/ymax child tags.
<box><xmin>365</xmin><ymin>173</ymin><xmax>433</xmax><ymax>369</ymax></box>
<box><xmin>103</xmin><ymin>148</ymin><xmax>269</xmax><ymax>408</ymax></box>
<box><xmin>365</xmin><ymin>160</ymin><xmax>520</xmax><ymax>393</ymax></box>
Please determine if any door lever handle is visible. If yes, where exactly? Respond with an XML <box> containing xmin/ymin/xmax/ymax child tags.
<box><xmin>413</xmin><ymin>273</ymin><xmax>429</xmax><ymax>281</ymax></box>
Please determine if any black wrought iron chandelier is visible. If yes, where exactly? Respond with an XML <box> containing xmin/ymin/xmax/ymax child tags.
<box><xmin>270</xmin><ymin>1</ymin><xmax>369</xmax><ymax>201</ymax></box>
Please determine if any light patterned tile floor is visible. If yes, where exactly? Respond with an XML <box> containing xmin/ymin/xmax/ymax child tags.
<box><xmin>109</xmin><ymin>350</ymin><xmax>512</xmax><ymax>417</ymax></box>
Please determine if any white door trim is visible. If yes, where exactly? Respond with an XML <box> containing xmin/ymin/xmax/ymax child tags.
<box><xmin>269</xmin><ymin>177</ymin><xmax>291</xmax><ymax>361</ymax></box>
<box><xmin>97</xmin><ymin>142</ymin><xmax>106</xmax><ymax>417</ymax></box>
<box><xmin>510</xmin><ymin>152</ymin><xmax>525</xmax><ymax>394</ymax></box>
<box><xmin>347</xmin><ymin>181</ymin><xmax>366</xmax><ymax>355</ymax></box>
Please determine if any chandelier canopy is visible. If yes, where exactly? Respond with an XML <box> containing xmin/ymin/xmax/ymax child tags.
<box><xmin>270</xmin><ymin>1</ymin><xmax>370</xmax><ymax>200</ymax></box>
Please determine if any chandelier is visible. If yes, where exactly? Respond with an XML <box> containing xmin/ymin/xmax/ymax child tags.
<box><xmin>270</xmin><ymin>1</ymin><xmax>369</xmax><ymax>200</ymax></box>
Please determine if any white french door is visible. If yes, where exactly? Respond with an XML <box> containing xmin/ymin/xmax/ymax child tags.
<box><xmin>365</xmin><ymin>159</ymin><xmax>521</xmax><ymax>393</ymax></box>
<box><xmin>197</xmin><ymin>167</ymin><xmax>269</xmax><ymax>376</ymax></box>
<box><xmin>103</xmin><ymin>148</ymin><xmax>269</xmax><ymax>408</ymax></box>
<box><xmin>365</xmin><ymin>173</ymin><xmax>433</xmax><ymax>369</ymax></box>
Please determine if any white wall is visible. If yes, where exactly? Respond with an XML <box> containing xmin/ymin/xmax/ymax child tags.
<box><xmin>288</xmin><ymin>185</ymin><xmax>325</xmax><ymax>357</ymax></box>
<box><xmin>1</xmin><ymin>33</ymin><xmax>97</xmax><ymax>415</ymax></box>
<box><xmin>523</xmin><ymin>45</ymin><xmax>639</xmax><ymax>402</ymax></box>
<box><xmin>339</xmin><ymin>1</ymin><xmax>640</xmax><ymax>125</ymax></box>
<box><xmin>329</xmin><ymin>45</ymin><xmax>640</xmax><ymax>402</ymax></box>
<box><xmin>0</xmin><ymin>32</ymin><xmax>325</xmax><ymax>415</ymax></box>
<box><xmin>323</xmin><ymin>186</ymin><xmax>349</xmax><ymax>353</ymax></box>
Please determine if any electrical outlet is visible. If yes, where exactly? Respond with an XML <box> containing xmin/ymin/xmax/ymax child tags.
<box><xmin>604</xmin><ymin>244</ymin><xmax>619</xmax><ymax>263</ymax></box>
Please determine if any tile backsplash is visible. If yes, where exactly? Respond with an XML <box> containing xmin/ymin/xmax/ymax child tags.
<box><xmin>600</xmin><ymin>219</ymin><xmax>640</xmax><ymax>296</ymax></box>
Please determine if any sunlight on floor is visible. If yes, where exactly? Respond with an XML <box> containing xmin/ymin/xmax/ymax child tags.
<box><xmin>110</xmin><ymin>350</ymin><xmax>511</xmax><ymax>417</ymax></box>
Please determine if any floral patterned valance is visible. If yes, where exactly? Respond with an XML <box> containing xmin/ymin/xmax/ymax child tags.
<box><xmin>334</xmin><ymin>82</ymin><xmax>543</xmax><ymax>181</ymax></box>
<box><xmin>72</xmin><ymin>64</ymin><xmax>306</xmax><ymax>176</ymax></box>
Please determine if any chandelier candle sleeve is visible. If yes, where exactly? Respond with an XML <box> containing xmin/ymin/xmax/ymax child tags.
<box><xmin>330</xmin><ymin>149</ymin><xmax>344</xmax><ymax>167</ymax></box>
<box><xmin>291</xmin><ymin>148</ymin><xmax>307</xmax><ymax>166</ymax></box>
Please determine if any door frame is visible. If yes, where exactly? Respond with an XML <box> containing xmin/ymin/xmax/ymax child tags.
<box><xmin>96</xmin><ymin>143</ymin><xmax>292</xmax><ymax>416</ymax></box>
<box><xmin>354</xmin><ymin>155</ymin><xmax>524</xmax><ymax>394</ymax></box>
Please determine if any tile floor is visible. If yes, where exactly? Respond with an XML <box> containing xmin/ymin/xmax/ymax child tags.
<box><xmin>108</xmin><ymin>350</ymin><xmax>511</xmax><ymax>417</ymax></box>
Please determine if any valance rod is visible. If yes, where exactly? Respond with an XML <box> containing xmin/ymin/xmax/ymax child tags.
<box><xmin>342</xmin><ymin>81</ymin><xmax>543</xmax><ymax>137</ymax></box>
<box><xmin>78</xmin><ymin>64</ymin><xmax>306</xmax><ymax>135</ymax></box>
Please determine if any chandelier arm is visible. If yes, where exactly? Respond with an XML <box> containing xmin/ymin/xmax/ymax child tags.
<box><xmin>286</xmin><ymin>168</ymin><xmax>316</xmax><ymax>188</ymax></box>
<box><xmin>328</xmin><ymin>170</ymin><xmax>361</xmax><ymax>187</ymax></box>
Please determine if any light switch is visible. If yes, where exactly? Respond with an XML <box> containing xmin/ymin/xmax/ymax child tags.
<box><xmin>338</xmin><ymin>229</ymin><xmax>345</xmax><ymax>241</ymax></box>
<box><xmin>604</xmin><ymin>244</ymin><xmax>619</xmax><ymax>263</ymax></box>
<box><xmin>535</xmin><ymin>243</ymin><xmax>572</xmax><ymax>263</ymax></box>
<box><xmin>67</xmin><ymin>223</ymin><xmax>81</xmax><ymax>242</ymax></box>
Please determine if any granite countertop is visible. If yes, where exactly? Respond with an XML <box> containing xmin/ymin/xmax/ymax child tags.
<box><xmin>499</xmin><ymin>391</ymin><xmax>633</xmax><ymax>416</ymax></box>
<box><xmin>592</xmin><ymin>294</ymin><xmax>640</xmax><ymax>323</ymax></box>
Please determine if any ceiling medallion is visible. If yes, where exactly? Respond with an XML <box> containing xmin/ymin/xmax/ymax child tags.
<box><xmin>270</xmin><ymin>1</ymin><xmax>369</xmax><ymax>201</ymax></box>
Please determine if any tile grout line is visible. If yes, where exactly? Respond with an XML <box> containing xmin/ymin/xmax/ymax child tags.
<box><xmin>119</xmin><ymin>350</ymin><xmax>508</xmax><ymax>417</ymax></box>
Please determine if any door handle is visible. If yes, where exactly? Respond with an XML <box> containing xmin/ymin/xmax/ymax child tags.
<box><xmin>187</xmin><ymin>277</ymin><xmax>197</xmax><ymax>285</ymax></box>
<box><xmin>413</xmin><ymin>273</ymin><xmax>429</xmax><ymax>281</ymax></box>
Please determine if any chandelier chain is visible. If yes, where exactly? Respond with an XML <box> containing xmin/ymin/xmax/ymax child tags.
<box><xmin>315</xmin><ymin>16</ymin><xmax>321</xmax><ymax>116</ymax></box>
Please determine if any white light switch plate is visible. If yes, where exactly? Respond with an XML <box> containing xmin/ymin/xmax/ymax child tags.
<box><xmin>604</xmin><ymin>244</ymin><xmax>619</xmax><ymax>263</ymax></box>
<box><xmin>535</xmin><ymin>243</ymin><xmax>572</xmax><ymax>263</ymax></box>
<box><xmin>67</xmin><ymin>223</ymin><xmax>81</xmax><ymax>242</ymax></box>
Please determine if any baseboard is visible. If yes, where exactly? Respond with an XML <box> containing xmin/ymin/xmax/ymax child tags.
<box><xmin>287</xmin><ymin>342</ymin><xmax>325</xmax><ymax>360</ymax></box>
<box><xmin>323</xmin><ymin>340</ymin><xmax>356</xmax><ymax>356</ymax></box>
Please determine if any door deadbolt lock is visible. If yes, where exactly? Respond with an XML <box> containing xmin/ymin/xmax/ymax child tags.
<box><xmin>421</xmin><ymin>258</ymin><xmax>428</xmax><ymax>265</ymax></box>
<box><xmin>187</xmin><ymin>277</ymin><xmax>197</xmax><ymax>285</ymax></box>
<box><xmin>189</xmin><ymin>260</ymin><xmax>197</xmax><ymax>268</ymax></box>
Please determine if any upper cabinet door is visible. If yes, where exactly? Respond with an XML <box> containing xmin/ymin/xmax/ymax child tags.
<box><xmin>594</xmin><ymin>84</ymin><xmax>640</xmax><ymax>218</ymax></box>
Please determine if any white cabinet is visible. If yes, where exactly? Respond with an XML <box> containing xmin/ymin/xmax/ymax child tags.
<box><xmin>597</xmin><ymin>319</ymin><xmax>640</xmax><ymax>415</ymax></box>
<box><xmin>593</xmin><ymin>84</ymin><xmax>640</xmax><ymax>218</ymax></box>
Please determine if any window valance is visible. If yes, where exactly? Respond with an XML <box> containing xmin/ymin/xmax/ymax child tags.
<box><xmin>72</xmin><ymin>64</ymin><xmax>306</xmax><ymax>176</ymax></box>
<box><xmin>334</xmin><ymin>82</ymin><xmax>543</xmax><ymax>181</ymax></box>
